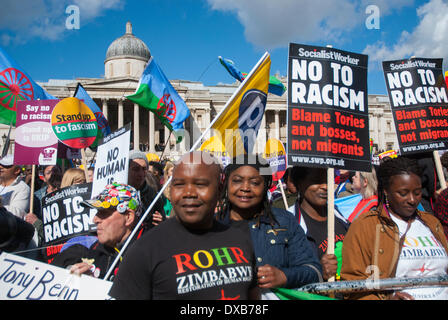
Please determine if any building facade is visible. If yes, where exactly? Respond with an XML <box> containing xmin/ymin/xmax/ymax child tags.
<box><xmin>3</xmin><ymin>22</ymin><xmax>399</xmax><ymax>161</ymax></box>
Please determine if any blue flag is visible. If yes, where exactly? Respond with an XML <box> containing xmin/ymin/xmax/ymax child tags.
<box><xmin>0</xmin><ymin>47</ymin><xmax>55</xmax><ymax>125</ymax></box>
<box><xmin>74</xmin><ymin>83</ymin><xmax>111</xmax><ymax>138</ymax></box>
<box><xmin>219</xmin><ymin>56</ymin><xmax>286</xmax><ymax>96</ymax></box>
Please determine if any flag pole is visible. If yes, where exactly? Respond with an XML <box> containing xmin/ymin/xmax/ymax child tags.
<box><xmin>159</xmin><ymin>130</ymin><xmax>172</xmax><ymax>160</ymax></box>
<box><xmin>29</xmin><ymin>165</ymin><xmax>36</xmax><ymax>214</ymax></box>
<box><xmin>104</xmin><ymin>52</ymin><xmax>271</xmax><ymax>279</ymax></box>
<box><xmin>433</xmin><ymin>150</ymin><xmax>447</xmax><ymax>190</ymax></box>
<box><xmin>278</xmin><ymin>180</ymin><xmax>289</xmax><ymax>209</ymax></box>
<box><xmin>327</xmin><ymin>167</ymin><xmax>335</xmax><ymax>283</ymax></box>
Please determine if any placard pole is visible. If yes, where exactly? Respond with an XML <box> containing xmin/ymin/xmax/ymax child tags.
<box><xmin>433</xmin><ymin>150</ymin><xmax>447</xmax><ymax>190</ymax></box>
<box><xmin>327</xmin><ymin>167</ymin><xmax>335</xmax><ymax>283</ymax></box>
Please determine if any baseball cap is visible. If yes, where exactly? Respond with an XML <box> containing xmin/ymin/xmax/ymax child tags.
<box><xmin>129</xmin><ymin>150</ymin><xmax>148</xmax><ymax>167</ymax></box>
<box><xmin>0</xmin><ymin>155</ymin><xmax>14</xmax><ymax>167</ymax></box>
<box><xmin>82</xmin><ymin>183</ymin><xmax>142</xmax><ymax>215</ymax></box>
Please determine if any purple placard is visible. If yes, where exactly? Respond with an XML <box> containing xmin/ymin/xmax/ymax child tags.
<box><xmin>14</xmin><ymin>99</ymin><xmax>60</xmax><ymax>165</ymax></box>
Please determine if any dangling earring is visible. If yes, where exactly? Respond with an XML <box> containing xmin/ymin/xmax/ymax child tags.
<box><xmin>384</xmin><ymin>193</ymin><xmax>390</xmax><ymax>210</ymax></box>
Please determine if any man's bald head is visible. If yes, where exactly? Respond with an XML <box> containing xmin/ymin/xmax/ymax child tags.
<box><xmin>173</xmin><ymin>151</ymin><xmax>222</xmax><ymax>181</ymax></box>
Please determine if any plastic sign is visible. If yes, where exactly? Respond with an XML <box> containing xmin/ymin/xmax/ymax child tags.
<box><xmin>51</xmin><ymin>97</ymin><xmax>98</xmax><ymax>149</ymax></box>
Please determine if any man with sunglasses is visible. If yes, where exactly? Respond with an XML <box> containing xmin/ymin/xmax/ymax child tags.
<box><xmin>51</xmin><ymin>183</ymin><xmax>143</xmax><ymax>281</ymax></box>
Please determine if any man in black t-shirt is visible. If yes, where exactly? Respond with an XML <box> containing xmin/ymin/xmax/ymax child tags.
<box><xmin>109</xmin><ymin>151</ymin><xmax>259</xmax><ymax>300</ymax></box>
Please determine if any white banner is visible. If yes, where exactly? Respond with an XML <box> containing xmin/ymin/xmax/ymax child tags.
<box><xmin>92</xmin><ymin>125</ymin><xmax>130</xmax><ymax>198</ymax></box>
<box><xmin>0</xmin><ymin>253</ymin><xmax>112</xmax><ymax>300</ymax></box>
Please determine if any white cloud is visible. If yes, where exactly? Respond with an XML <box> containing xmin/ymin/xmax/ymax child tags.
<box><xmin>364</xmin><ymin>0</ymin><xmax>448</xmax><ymax>65</ymax></box>
<box><xmin>0</xmin><ymin>0</ymin><xmax>124</xmax><ymax>45</ymax></box>
<box><xmin>206</xmin><ymin>0</ymin><xmax>413</xmax><ymax>50</ymax></box>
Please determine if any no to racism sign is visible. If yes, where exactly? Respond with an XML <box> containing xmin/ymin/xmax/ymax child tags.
<box><xmin>42</xmin><ymin>183</ymin><xmax>97</xmax><ymax>263</ymax></box>
<box><xmin>287</xmin><ymin>43</ymin><xmax>370</xmax><ymax>171</ymax></box>
<box><xmin>14</xmin><ymin>100</ymin><xmax>59</xmax><ymax>165</ymax></box>
<box><xmin>51</xmin><ymin>97</ymin><xmax>98</xmax><ymax>149</ymax></box>
<box><xmin>383</xmin><ymin>57</ymin><xmax>448</xmax><ymax>154</ymax></box>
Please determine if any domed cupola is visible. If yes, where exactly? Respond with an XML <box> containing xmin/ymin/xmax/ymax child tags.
<box><xmin>104</xmin><ymin>22</ymin><xmax>150</xmax><ymax>79</ymax></box>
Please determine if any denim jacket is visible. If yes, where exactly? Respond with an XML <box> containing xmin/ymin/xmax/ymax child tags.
<box><xmin>221</xmin><ymin>207</ymin><xmax>323</xmax><ymax>288</ymax></box>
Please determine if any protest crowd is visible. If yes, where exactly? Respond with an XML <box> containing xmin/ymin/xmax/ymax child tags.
<box><xmin>1</xmin><ymin>42</ymin><xmax>448</xmax><ymax>302</ymax></box>
<box><xmin>1</xmin><ymin>147</ymin><xmax>448</xmax><ymax>301</ymax></box>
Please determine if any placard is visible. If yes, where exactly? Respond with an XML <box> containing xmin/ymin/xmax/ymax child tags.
<box><xmin>287</xmin><ymin>43</ymin><xmax>370</xmax><ymax>171</ymax></box>
<box><xmin>51</xmin><ymin>97</ymin><xmax>98</xmax><ymax>149</ymax></box>
<box><xmin>0</xmin><ymin>253</ymin><xmax>111</xmax><ymax>300</ymax></box>
<box><xmin>262</xmin><ymin>138</ymin><xmax>287</xmax><ymax>182</ymax></box>
<box><xmin>91</xmin><ymin>125</ymin><xmax>130</xmax><ymax>198</ymax></box>
<box><xmin>41</xmin><ymin>183</ymin><xmax>97</xmax><ymax>263</ymax></box>
<box><xmin>14</xmin><ymin>100</ymin><xmax>59</xmax><ymax>165</ymax></box>
<box><xmin>383</xmin><ymin>57</ymin><xmax>448</xmax><ymax>154</ymax></box>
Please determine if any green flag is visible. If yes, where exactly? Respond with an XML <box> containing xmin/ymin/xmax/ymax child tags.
<box><xmin>272</xmin><ymin>288</ymin><xmax>337</xmax><ymax>300</ymax></box>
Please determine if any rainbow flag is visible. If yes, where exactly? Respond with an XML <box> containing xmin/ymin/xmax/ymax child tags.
<box><xmin>0</xmin><ymin>47</ymin><xmax>55</xmax><ymax>126</ymax></box>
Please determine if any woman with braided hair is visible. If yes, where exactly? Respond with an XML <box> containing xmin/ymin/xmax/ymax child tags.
<box><xmin>341</xmin><ymin>156</ymin><xmax>448</xmax><ymax>300</ymax></box>
<box><xmin>217</xmin><ymin>154</ymin><xmax>322</xmax><ymax>294</ymax></box>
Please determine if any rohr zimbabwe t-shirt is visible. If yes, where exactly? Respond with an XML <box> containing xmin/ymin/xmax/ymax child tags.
<box><xmin>109</xmin><ymin>217</ymin><xmax>257</xmax><ymax>300</ymax></box>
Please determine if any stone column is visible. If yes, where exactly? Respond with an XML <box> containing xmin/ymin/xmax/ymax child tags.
<box><xmin>133</xmin><ymin>103</ymin><xmax>140</xmax><ymax>150</ymax></box>
<box><xmin>102</xmin><ymin>99</ymin><xmax>108</xmax><ymax>120</ymax></box>
<box><xmin>118</xmin><ymin>99</ymin><xmax>124</xmax><ymax>128</ymax></box>
<box><xmin>274</xmin><ymin>110</ymin><xmax>280</xmax><ymax>140</ymax></box>
<box><xmin>148</xmin><ymin>111</ymin><xmax>155</xmax><ymax>152</ymax></box>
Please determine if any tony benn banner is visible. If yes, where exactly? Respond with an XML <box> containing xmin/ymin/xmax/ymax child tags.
<box><xmin>287</xmin><ymin>43</ymin><xmax>370</xmax><ymax>171</ymax></box>
<box><xmin>383</xmin><ymin>57</ymin><xmax>448</xmax><ymax>155</ymax></box>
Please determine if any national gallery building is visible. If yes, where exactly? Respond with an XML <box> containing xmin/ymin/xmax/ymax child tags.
<box><xmin>3</xmin><ymin>22</ymin><xmax>399</xmax><ymax>160</ymax></box>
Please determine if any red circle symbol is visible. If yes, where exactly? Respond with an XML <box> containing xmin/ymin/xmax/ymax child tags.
<box><xmin>0</xmin><ymin>68</ymin><xmax>34</xmax><ymax>111</ymax></box>
<box><xmin>157</xmin><ymin>93</ymin><xmax>177</xmax><ymax>123</ymax></box>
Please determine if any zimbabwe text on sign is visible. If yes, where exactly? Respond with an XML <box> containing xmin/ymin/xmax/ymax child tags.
<box><xmin>383</xmin><ymin>57</ymin><xmax>448</xmax><ymax>154</ymax></box>
<box><xmin>0</xmin><ymin>253</ymin><xmax>111</xmax><ymax>300</ymax></box>
<box><xmin>287</xmin><ymin>43</ymin><xmax>370</xmax><ymax>171</ymax></box>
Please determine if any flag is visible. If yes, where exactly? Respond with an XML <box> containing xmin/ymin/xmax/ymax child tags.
<box><xmin>0</xmin><ymin>47</ymin><xmax>55</xmax><ymax>126</ymax></box>
<box><xmin>126</xmin><ymin>57</ymin><xmax>190</xmax><ymax>143</ymax></box>
<box><xmin>211</xmin><ymin>53</ymin><xmax>271</xmax><ymax>157</ymax></box>
<box><xmin>271</xmin><ymin>288</ymin><xmax>337</xmax><ymax>300</ymax></box>
<box><xmin>219</xmin><ymin>56</ymin><xmax>286</xmax><ymax>96</ymax></box>
<box><xmin>74</xmin><ymin>83</ymin><xmax>111</xmax><ymax>148</ymax></box>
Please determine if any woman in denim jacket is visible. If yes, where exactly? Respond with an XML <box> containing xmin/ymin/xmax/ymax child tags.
<box><xmin>217</xmin><ymin>154</ymin><xmax>322</xmax><ymax>290</ymax></box>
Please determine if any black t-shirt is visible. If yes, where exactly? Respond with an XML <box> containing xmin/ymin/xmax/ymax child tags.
<box><xmin>300</xmin><ymin>208</ymin><xmax>348</xmax><ymax>259</ymax></box>
<box><xmin>109</xmin><ymin>217</ymin><xmax>257</xmax><ymax>300</ymax></box>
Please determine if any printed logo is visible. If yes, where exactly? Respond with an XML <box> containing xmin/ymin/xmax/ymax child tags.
<box><xmin>0</xmin><ymin>68</ymin><xmax>34</xmax><ymax>111</ymax></box>
<box><xmin>157</xmin><ymin>93</ymin><xmax>177</xmax><ymax>123</ymax></box>
<box><xmin>238</xmin><ymin>89</ymin><xmax>267</xmax><ymax>153</ymax></box>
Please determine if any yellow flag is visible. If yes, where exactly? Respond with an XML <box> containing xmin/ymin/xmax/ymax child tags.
<box><xmin>209</xmin><ymin>52</ymin><xmax>271</xmax><ymax>157</ymax></box>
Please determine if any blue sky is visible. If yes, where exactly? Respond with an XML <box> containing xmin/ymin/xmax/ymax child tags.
<box><xmin>1</xmin><ymin>0</ymin><xmax>447</xmax><ymax>95</ymax></box>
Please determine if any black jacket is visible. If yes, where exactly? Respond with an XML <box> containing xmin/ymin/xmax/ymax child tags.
<box><xmin>51</xmin><ymin>236</ymin><xmax>132</xmax><ymax>281</ymax></box>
